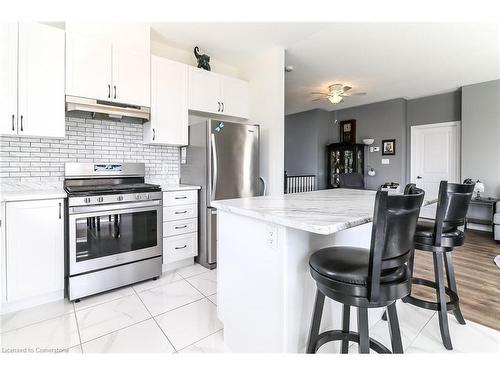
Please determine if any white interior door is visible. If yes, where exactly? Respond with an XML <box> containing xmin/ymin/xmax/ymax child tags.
<box><xmin>411</xmin><ymin>122</ymin><xmax>461</xmax><ymax>217</ymax></box>
<box><xmin>17</xmin><ymin>22</ymin><xmax>65</xmax><ymax>138</ymax></box>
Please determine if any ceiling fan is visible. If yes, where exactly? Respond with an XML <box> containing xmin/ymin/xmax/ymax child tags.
<box><xmin>311</xmin><ymin>84</ymin><xmax>366</xmax><ymax>104</ymax></box>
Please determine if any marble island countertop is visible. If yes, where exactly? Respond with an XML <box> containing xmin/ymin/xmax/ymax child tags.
<box><xmin>212</xmin><ymin>189</ymin><xmax>437</xmax><ymax>235</ymax></box>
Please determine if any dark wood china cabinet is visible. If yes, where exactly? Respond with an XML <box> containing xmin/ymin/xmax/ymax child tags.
<box><xmin>327</xmin><ymin>143</ymin><xmax>364</xmax><ymax>188</ymax></box>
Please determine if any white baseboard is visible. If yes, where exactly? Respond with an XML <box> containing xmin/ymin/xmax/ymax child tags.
<box><xmin>1</xmin><ymin>290</ymin><xmax>64</xmax><ymax>315</ymax></box>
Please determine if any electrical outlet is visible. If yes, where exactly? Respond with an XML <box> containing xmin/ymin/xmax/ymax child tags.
<box><xmin>266</xmin><ymin>225</ymin><xmax>278</xmax><ymax>249</ymax></box>
<box><xmin>382</xmin><ymin>158</ymin><xmax>390</xmax><ymax>165</ymax></box>
<box><xmin>373</xmin><ymin>146</ymin><xmax>380</xmax><ymax>152</ymax></box>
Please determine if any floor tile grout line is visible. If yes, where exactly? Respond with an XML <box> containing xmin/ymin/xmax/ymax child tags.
<box><xmin>0</xmin><ymin>308</ymin><xmax>76</xmax><ymax>335</ymax></box>
<box><xmin>79</xmin><ymin>316</ymin><xmax>153</xmax><ymax>347</ymax></box>
<box><xmin>404</xmin><ymin>311</ymin><xmax>437</xmax><ymax>350</ymax></box>
<box><xmin>73</xmin><ymin>289</ymin><xmax>136</xmax><ymax>313</ymax></box>
<box><xmin>176</xmin><ymin>328</ymin><xmax>224</xmax><ymax>353</ymax></box>
<box><xmin>151</xmin><ymin>296</ymin><xmax>207</xmax><ymax>318</ymax></box>
<box><xmin>72</xmin><ymin>303</ymin><xmax>84</xmax><ymax>352</ymax></box>
<box><xmin>133</xmin><ymin>286</ymin><xmax>177</xmax><ymax>352</ymax></box>
<box><xmin>183</xmin><ymin>277</ymin><xmax>216</xmax><ymax>298</ymax></box>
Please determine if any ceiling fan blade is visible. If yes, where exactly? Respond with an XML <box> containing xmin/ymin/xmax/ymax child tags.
<box><xmin>310</xmin><ymin>91</ymin><xmax>329</xmax><ymax>95</ymax></box>
<box><xmin>311</xmin><ymin>98</ymin><xmax>324</xmax><ymax>101</ymax></box>
<box><xmin>343</xmin><ymin>85</ymin><xmax>352</xmax><ymax>92</ymax></box>
<box><xmin>351</xmin><ymin>92</ymin><xmax>367</xmax><ymax>96</ymax></box>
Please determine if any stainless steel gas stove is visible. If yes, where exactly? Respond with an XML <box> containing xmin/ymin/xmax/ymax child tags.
<box><xmin>64</xmin><ymin>162</ymin><xmax>162</xmax><ymax>301</ymax></box>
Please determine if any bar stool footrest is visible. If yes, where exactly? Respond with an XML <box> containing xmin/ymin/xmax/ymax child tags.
<box><xmin>312</xmin><ymin>330</ymin><xmax>392</xmax><ymax>354</ymax></box>
<box><xmin>403</xmin><ymin>277</ymin><xmax>460</xmax><ymax>312</ymax></box>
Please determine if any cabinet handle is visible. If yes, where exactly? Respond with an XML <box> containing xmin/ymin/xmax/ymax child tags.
<box><xmin>152</xmin><ymin>128</ymin><xmax>155</xmax><ymax>141</ymax></box>
<box><xmin>174</xmin><ymin>196</ymin><xmax>187</xmax><ymax>200</ymax></box>
<box><xmin>20</xmin><ymin>115</ymin><xmax>23</xmax><ymax>131</ymax></box>
<box><xmin>11</xmin><ymin>114</ymin><xmax>15</xmax><ymax>131</ymax></box>
<box><xmin>217</xmin><ymin>102</ymin><xmax>221</xmax><ymax>112</ymax></box>
<box><xmin>58</xmin><ymin>202</ymin><xmax>62</xmax><ymax>219</ymax></box>
<box><xmin>175</xmin><ymin>225</ymin><xmax>188</xmax><ymax>229</ymax></box>
<box><xmin>108</xmin><ymin>84</ymin><xmax>111</xmax><ymax>98</ymax></box>
<box><xmin>113</xmin><ymin>85</ymin><xmax>117</xmax><ymax>99</ymax></box>
<box><xmin>221</xmin><ymin>102</ymin><xmax>224</xmax><ymax>112</ymax></box>
<box><xmin>175</xmin><ymin>245</ymin><xmax>187</xmax><ymax>250</ymax></box>
<box><xmin>174</xmin><ymin>210</ymin><xmax>188</xmax><ymax>214</ymax></box>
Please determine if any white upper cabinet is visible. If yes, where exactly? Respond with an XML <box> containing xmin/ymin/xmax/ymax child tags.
<box><xmin>5</xmin><ymin>199</ymin><xmax>64</xmax><ymax>303</ymax></box>
<box><xmin>0</xmin><ymin>23</ymin><xmax>65</xmax><ymax>138</ymax></box>
<box><xmin>188</xmin><ymin>67</ymin><xmax>249</xmax><ymax>119</ymax></box>
<box><xmin>65</xmin><ymin>22</ymin><xmax>151</xmax><ymax>107</ymax></box>
<box><xmin>188</xmin><ymin>66</ymin><xmax>221</xmax><ymax>114</ymax></box>
<box><xmin>219</xmin><ymin>75</ymin><xmax>249</xmax><ymax>119</ymax></box>
<box><xmin>66</xmin><ymin>32</ymin><xmax>112</xmax><ymax>101</ymax></box>
<box><xmin>112</xmin><ymin>47</ymin><xmax>150</xmax><ymax>107</ymax></box>
<box><xmin>144</xmin><ymin>56</ymin><xmax>188</xmax><ymax>145</ymax></box>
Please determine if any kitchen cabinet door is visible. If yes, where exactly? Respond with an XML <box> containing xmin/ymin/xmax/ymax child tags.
<box><xmin>144</xmin><ymin>56</ymin><xmax>188</xmax><ymax>145</ymax></box>
<box><xmin>66</xmin><ymin>32</ymin><xmax>113</xmax><ymax>102</ymax></box>
<box><xmin>5</xmin><ymin>199</ymin><xmax>64</xmax><ymax>302</ymax></box>
<box><xmin>188</xmin><ymin>66</ymin><xmax>220</xmax><ymax>114</ymax></box>
<box><xmin>0</xmin><ymin>23</ymin><xmax>18</xmax><ymax>136</ymax></box>
<box><xmin>112</xmin><ymin>47</ymin><xmax>150</xmax><ymax>107</ymax></box>
<box><xmin>219</xmin><ymin>75</ymin><xmax>249</xmax><ymax>119</ymax></box>
<box><xmin>17</xmin><ymin>22</ymin><xmax>65</xmax><ymax>138</ymax></box>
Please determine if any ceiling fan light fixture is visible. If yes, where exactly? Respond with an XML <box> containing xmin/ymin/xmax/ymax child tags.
<box><xmin>328</xmin><ymin>94</ymin><xmax>343</xmax><ymax>104</ymax></box>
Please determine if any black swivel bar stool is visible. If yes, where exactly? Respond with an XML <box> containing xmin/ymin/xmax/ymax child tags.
<box><xmin>306</xmin><ymin>186</ymin><xmax>424</xmax><ymax>354</ymax></box>
<box><xmin>403</xmin><ymin>180</ymin><xmax>474</xmax><ymax>350</ymax></box>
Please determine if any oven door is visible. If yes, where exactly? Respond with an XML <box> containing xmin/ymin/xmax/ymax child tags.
<box><xmin>68</xmin><ymin>200</ymin><xmax>162</xmax><ymax>275</ymax></box>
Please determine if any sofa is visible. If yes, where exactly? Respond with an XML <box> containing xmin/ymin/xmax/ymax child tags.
<box><xmin>494</xmin><ymin>201</ymin><xmax>500</xmax><ymax>243</ymax></box>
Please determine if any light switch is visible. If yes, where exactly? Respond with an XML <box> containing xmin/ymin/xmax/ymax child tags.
<box><xmin>382</xmin><ymin>159</ymin><xmax>390</xmax><ymax>165</ymax></box>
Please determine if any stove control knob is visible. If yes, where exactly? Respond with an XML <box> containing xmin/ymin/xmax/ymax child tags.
<box><xmin>117</xmin><ymin>196</ymin><xmax>124</xmax><ymax>202</ymax></box>
<box><xmin>144</xmin><ymin>193</ymin><xmax>150</xmax><ymax>200</ymax></box>
<box><xmin>84</xmin><ymin>198</ymin><xmax>91</xmax><ymax>204</ymax></box>
<box><xmin>135</xmin><ymin>194</ymin><xmax>141</xmax><ymax>200</ymax></box>
<box><xmin>97</xmin><ymin>197</ymin><xmax>104</xmax><ymax>203</ymax></box>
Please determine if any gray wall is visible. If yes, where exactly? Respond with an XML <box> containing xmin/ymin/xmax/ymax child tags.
<box><xmin>331</xmin><ymin>99</ymin><xmax>407</xmax><ymax>190</ymax></box>
<box><xmin>284</xmin><ymin>109</ymin><xmax>334</xmax><ymax>189</ymax></box>
<box><xmin>407</xmin><ymin>90</ymin><xmax>461</xmax><ymax>126</ymax></box>
<box><xmin>462</xmin><ymin>79</ymin><xmax>500</xmax><ymax>198</ymax></box>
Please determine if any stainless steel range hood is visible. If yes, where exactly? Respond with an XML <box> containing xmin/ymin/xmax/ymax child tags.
<box><xmin>65</xmin><ymin>96</ymin><xmax>150</xmax><ymax>121</ymax></box>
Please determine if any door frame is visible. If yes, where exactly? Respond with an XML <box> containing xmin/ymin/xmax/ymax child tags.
<box><xmin>410</xmin><ymin>121</ymin><xmax>462</xmax><ymax>185</ymax></box>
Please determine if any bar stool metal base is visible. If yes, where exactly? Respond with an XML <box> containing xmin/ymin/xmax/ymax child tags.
<box><xmin>309</xmin><ymin>330</ymin><xmax>392</xmax><ymax>354</ymax></box>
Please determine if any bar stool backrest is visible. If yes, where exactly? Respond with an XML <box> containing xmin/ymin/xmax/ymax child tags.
<box><xmin>367</xmin><ymin>188</ymin><xmax>425</xmax><ymax>301</ymax></box>
<box><xmin>436</xmin><ymin>181</ymin><xmax>475</xmax><ymax>231</ymax></box>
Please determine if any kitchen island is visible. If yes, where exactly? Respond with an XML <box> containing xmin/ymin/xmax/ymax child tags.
<box><xmin>211</xmin><ymin>188</ymin><xmax>435</xmax><ymax>353</ymax></box>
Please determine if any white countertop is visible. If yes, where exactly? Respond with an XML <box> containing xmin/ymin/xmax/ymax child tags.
<box><xmin>0</xmin><ymin>182</ymin><xmax>67</xmax><ymax>202</ymax></box>
<box><xmin>159</xmin><ymin>184</ymin><xmax>201</xmax><ymax>192</ymax></box>
<box><xmin>212</xmin><ymin>189</ymin><xmax>436</xmax><ymax>235</ymax></box>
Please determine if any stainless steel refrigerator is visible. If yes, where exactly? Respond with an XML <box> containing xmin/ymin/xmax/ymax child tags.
<box><xmin>180</xmin><ymin>120</ymin><xmax>262</xmax><ymax>269</ymax></box>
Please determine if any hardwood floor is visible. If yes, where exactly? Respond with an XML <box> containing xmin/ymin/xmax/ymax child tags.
<box><xmin>411</xmin><ymin>230</ymin><xmax>500</xmax><ymax>330</ymax></box>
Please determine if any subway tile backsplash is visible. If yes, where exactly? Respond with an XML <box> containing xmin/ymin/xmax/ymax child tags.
<box><xmin>0</xmin><ymin>116</ymin><xmax>180</xmax><ymax>184</ymax></box>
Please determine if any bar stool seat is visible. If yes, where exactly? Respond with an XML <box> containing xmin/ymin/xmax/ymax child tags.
<box><xmin>414</xmin><ymin>219</ymin><xmax>464</xmax><ymax>248</ymax></box>
<box><xmin>310</xmin><ymin>247</ymin><xmax>407</xmax><ymax>286</ymax></box>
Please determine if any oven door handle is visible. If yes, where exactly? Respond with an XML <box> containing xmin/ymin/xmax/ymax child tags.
<box><xmin>68</xmin><ymin>200</ymin><xmax>162</xmax><ymax>215</ymax></box>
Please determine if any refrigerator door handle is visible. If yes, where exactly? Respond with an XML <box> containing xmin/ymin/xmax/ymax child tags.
<box><xmin>259</xmin><ymin>176</ymin><xmax>267</xmax><ymax>196</ymax></box>
<box><xmin>210</xmin><ymin>133</ymin><xmax>218</xmax><ymax>201</ymax></box>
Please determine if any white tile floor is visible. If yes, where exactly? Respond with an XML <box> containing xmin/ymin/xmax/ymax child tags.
<box><xmin>1</xmin><ymin>263</ymin><xmax>498</xmax><ymax>354</ymax></box>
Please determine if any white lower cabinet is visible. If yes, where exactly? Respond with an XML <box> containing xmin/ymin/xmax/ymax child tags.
<box><xmin>2</xmin><ymin>199</ymin><xmax>64</xmax><ymax>306</ymax></box>
<box><xmin>162</xmin><ymin>190</ymin><xmax>199</xmax><ymax>265</ymax></box>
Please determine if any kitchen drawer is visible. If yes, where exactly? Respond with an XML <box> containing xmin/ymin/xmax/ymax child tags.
<box><xmin>163</xmin><ymin>190</ymin><xmax>197</xmax><ymax>206</ymax></box>
<box><xmin>163</xmin><ymin>218</ymin><xmax>197</xmax><ymax>237</ymax></box>
<box><xmin>163</xmin><ymin>233</ymin><xmax>198</xmax><ymax>263</ymax></box>
<box><xmin>163</xmin><ymin>204</ymin><xmax>197</xmax><ymax>222</ymax></box>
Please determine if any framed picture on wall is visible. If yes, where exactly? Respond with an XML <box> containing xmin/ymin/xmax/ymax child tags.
<box><xmin>340</xmin><ymin>119</ymin><xmax>356</xmax><ymax>144</ymax></box>
<box><xmin>382</xmin><ymin>139</ymin><xmax>396</xmax><ymax>155</ymax></box>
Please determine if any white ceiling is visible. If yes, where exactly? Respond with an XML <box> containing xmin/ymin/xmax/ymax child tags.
<box><xmin>151</xmin><ymin>22</ymin><xmax>500</xmax><ymax>115</ymax></box>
